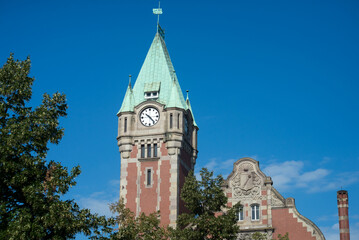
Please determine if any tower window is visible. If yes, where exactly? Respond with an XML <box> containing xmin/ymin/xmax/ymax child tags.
<box><xmin>144</xmin><ymin>91</ymin><xmax>159</xmax><ymax>99</ymax></box>
<box><xmin>147</xmin><ymin>169</ymin><xmax>152</xmax><ymax>186</ymax></box>
<box><xmin>177</xmin><ymin>113</ymin><xmax>180</xmax><ymax>129</ymax></box>
<box><xmin>147</xmin><ymin>144</ymin><xmax>151</xmax><ymax>158</ymax></box>
<box><xmin>251</xmin><ymin>204</ymin><xmax>260</xmax><ymax>221</ymax></box>
<box><xmin>238</xmin><ymin>205</ymin><xmax>244</xmax><ymax>221</ymax></box>
<box><xmin>124</xmin><ymin>117</ymin><xmax>127</xmax><ymax>133</ymax></box>
<box><xmin>170</xmin><ymin>113</ymin><xmax>173</xmax><ymax>128</ymax></box>
<box><xmin>141</xmin><ymin>145</ymin><xmax>145</xmax><ymax>158</ymax></box>
<box><xmin>153</xmin><ymin>143</ymin><xmax>158</xmax><ymax>157</ymax></box>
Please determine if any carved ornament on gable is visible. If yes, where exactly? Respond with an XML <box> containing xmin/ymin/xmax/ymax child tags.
<box><xmin>232</xmin><ymin>163</ymin><xmax>262</xmax><ymax>200</ymax></box>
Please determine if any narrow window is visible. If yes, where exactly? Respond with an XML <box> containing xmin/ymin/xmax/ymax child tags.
<box><xmin>153</xmin><ymin>143</ymin><xmax>158</xmax><ymax>157</ymax></box>
<box><xmin>124</xmin><ymin>117</ymin><xmax>127</xmax><ymax>133</ymax></box>
<box><xmin>177</xmin><ymin>113</ymin><xmax>180</xmax><ymax>129</ymax></box>
<box><xmin>170</xmin><ymin>113</ymin><xmax>173</xmax><ymax>128</ymax></box>
<box><xmin>147</xmin><ymin>169</ymin><xmax>151</xmax><ymax>186</ymax></box>
<box><xmin>141</xmin><ymin>145</ymin><xmax>145</xmax><ymax>158</ymax></box>
<box><xmin>147</xmin><ymin>144</ymin><xmax>151</xmax><ymax>158</ymax></box>
<box><xmin>238</xmin><ymin>205</ymin><xmax>244</xmax><ymax>221</ymax></box>
<box><xmin>251</xmin><ymin>204</ymin><xmax>260</xmax><ymax>220</ymax></box>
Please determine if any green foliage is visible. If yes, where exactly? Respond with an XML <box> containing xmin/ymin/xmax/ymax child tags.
<box><xmin>275</xmin><ymin>233</ymin><xmax>289</xmax><ymax>240</ymax></box>
<box><xmin>250</xmin><ymin>232</ymin><xmax>290</xmax><ymax>240</ymax></box>
<box><xmin>252</xmin><ymin>232</ymin><xmax>267</xmax><ymax>240</ymax></box>
<box><xmin>172</xmin><ymin>168</ymin><xmax>240</xmax><ymax>240</ymax></box>
<box><xmin>93</xmin><ymin>199</ymin><xmax>168</xmax><ymax>240</ymax></box>
<box><xmin>0</xmin><ymin>54</ymin><xmax>109</xmax><ymax>239</ymax></box>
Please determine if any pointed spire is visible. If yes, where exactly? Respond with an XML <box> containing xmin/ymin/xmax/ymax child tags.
<box><xmin>128</xmin><ymin>74</ymin><xmax>132</xmax><ymax>89</ymax></box>
<box><xmin>132</xmin><ymin>33</ymin><xmax>186</xmax><ymax>109</ymax></box>
<box><xmin>186</xmin><ymin>90</ymin><xmax>197</xmax><ymax>127</ymax></box>
<box><xmin>118</xmin><ymin>78</ymin><xmax>135</xmax><ymax>113</ymax></box>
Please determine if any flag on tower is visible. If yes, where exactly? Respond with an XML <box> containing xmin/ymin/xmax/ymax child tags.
<box><xmin>153</xmin><ymin>8</ymin><xmax>162</xmax><ymax>15</ymax></box>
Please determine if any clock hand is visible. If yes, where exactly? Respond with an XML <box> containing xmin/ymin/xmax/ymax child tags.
<box><xmin>146</xmin><ymin>114</ymin><xmax>155</xmax><ymax>123</ymax></box>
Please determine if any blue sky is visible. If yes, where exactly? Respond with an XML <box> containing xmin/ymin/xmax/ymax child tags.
<box><xmin>1</xmin><ymin>1</ymin><xmax>359</xmax><ymax>239</ymax></box>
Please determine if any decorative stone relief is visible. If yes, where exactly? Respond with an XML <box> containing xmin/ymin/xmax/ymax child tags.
<box><xmin>270</xmin><ymin>191</ymin><xmax>285</xmax><ymax>207</ymax></box>
<box><xmin>232</xmin><ymin>163</ymin><xmax>262</xmax><ymax>200</ymax></box>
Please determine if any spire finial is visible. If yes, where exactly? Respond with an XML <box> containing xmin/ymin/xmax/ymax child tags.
<box><xmin>153</xmin><ymin>1</ymin><xmax>162</xmax><ymax>31</ymax></box>
<box><xmin>186</xmin><ymin>90</ymin><xmax>189</xmax><ymax>100</ymax></box>
<box><xmin>128</xmin><ymin>74</ymin><xmax>132</xmax><ymax>88</ymax></box>
<box><xmin>153</xmin><ymin>1</ymin><xmax>165</xmax><ymax>38</ymax></box>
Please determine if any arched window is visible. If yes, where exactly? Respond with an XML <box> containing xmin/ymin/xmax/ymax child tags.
<box><xmin>147</xmin><ymin>169</ymin><xmax>152</xmax><ymax>186</ymax></box>
<box><xmin>238</xmin><ymin>205</ymin><xmax>244</xmax><ymax>221</ymax></box>
<box><xmin>170</xmin><ymin>113</ymin><xmax>173</xmax><ymax>128</ymax></box>
<box><xmin>147</xmin><ymin>144</ymin><xmax>151</xmax><ymax>158</ymax></box>
<box><xmin>251</xmin><ymin>204</ymin><xmax>260</xmax><ymax>221</ymax></box>
<box><xmin>141</xmin><ymin>144</ymin><xmax>145</xmax><ymax>158</ymax></box>
<box><xmin>124</xmin><ymin>117</ymin><xmax>127</xmax><ymax>132</ymax></box>
<box><xmin>153</xmin><ymin>143</ymin><xmax>158</xmax><ymax>157</ymax></box>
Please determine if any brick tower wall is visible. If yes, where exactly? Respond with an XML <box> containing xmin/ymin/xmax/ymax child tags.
<box><xmin>124</xmin><ymin>143</ymin><xmax>172</xmax><ymax>226</ymax></box>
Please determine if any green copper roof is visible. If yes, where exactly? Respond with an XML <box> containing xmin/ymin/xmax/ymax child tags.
<box><xmin>167</xmin><ymin>80</ymin><xmax>186</xmax><ymax>109</ymax></box>
<box><xmin>118</xmin><ymin>84</ymin><xmax>135</xmax><ymax>113</ymax></box>
<box><xmin>186</xmin><ymin>94</ymin><xmax>197</xmax><ymax>127</ymax></box>
<box><xmin>132</xmin><ymin>32</ymin><xmax>186</xmax><ymax>109</ymax></box>
<box><xmin>118</xmin><ymin>32</ymin><xmax>196</xmax><ymax>126</ymax></box>
<box><xmin>144</xmin><ymin>82</ymin><xmax>161</xmax><ymax>92</ymax></box>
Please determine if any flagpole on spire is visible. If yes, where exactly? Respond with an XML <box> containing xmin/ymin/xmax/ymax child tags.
<box><xmin>157</xmin><ymin>1</ymin><xmax>161</xmax><ymax>31</ymax></box>
<box><xmin>153</xmin><ymin>1</ymin><xmax>165</xmax><ymax>38</ymax></box>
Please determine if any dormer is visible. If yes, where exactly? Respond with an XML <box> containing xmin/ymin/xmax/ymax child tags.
<box><xmin>144</xmin><ymin>82</ymin><xmax>160</xmax><ymax>100</ymax></box>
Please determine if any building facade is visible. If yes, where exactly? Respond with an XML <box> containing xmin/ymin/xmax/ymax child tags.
<box><xmin>117</xmin><ymin>27</ymin><xmax>325</xmax><ymax>239</ymax></box>
<box><xmin>224</xmin><ymin>157</ymin><xmax>325</xmax><ymax>240</ymax></box>
<box><xmin>117</xmin><ymin>30</ymin><xmax>198</xmax><ymax>227</ymax></box>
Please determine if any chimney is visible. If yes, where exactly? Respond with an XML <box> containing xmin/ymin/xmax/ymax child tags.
<box><xmin>337</xmin><ymin>190</ymin><xmax>350</xmax><ymax>240</ymax></box>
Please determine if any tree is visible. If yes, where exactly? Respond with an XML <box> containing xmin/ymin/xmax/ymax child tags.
<box><xmin>252</xmin><ymin>232</ymin><xmax>267</xmax><ymax>240</ymax></box>
<box><xmin>99</xmin><ymin>199</ymin><xmax>169</xmax><ymax>240</ymax></box>
<box><xmin>0</xmin><ymin>54</ymin><xmax>109</xmax><ymax>239</ymax></box>
<box><xmin>252</xmin><ymin>232</ymin><xmax>290</xmax><ymax>240</ymax></box>
<box><xmin>172</xmin><ymin>168</ymin><xmax>240</xmax><ymax>240</ymax></box>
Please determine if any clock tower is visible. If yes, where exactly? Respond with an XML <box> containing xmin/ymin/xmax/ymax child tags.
<box><xmin>117</xmin><ymin>28</ymin><xmax>198</xmax><ymax>227</ymax></box>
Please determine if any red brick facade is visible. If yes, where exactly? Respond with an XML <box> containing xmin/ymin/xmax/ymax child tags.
<box><xmin>272</xmin><ymin>208</ymin><xmax>316</xmax><ymax>240</ymax></box>
<box><xmin>126</xmin><ymin>162</ymin><xmax>137</xmax><ymax>213</ymax></box>
<box><xmin>159</xmin><ymin>160</ymin><xmax>171</xmax><ymax>225</ymax></box>
<box><xmin>139</xmin><ymin>161</ymin><xmax>158</xmax><ymax>214</ymax></box>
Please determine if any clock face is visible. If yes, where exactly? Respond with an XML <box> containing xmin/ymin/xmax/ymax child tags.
<box><xmin>140</xmin><ymin>107</ymin><xmax>160</xmax><ymax>127</ymax></box>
